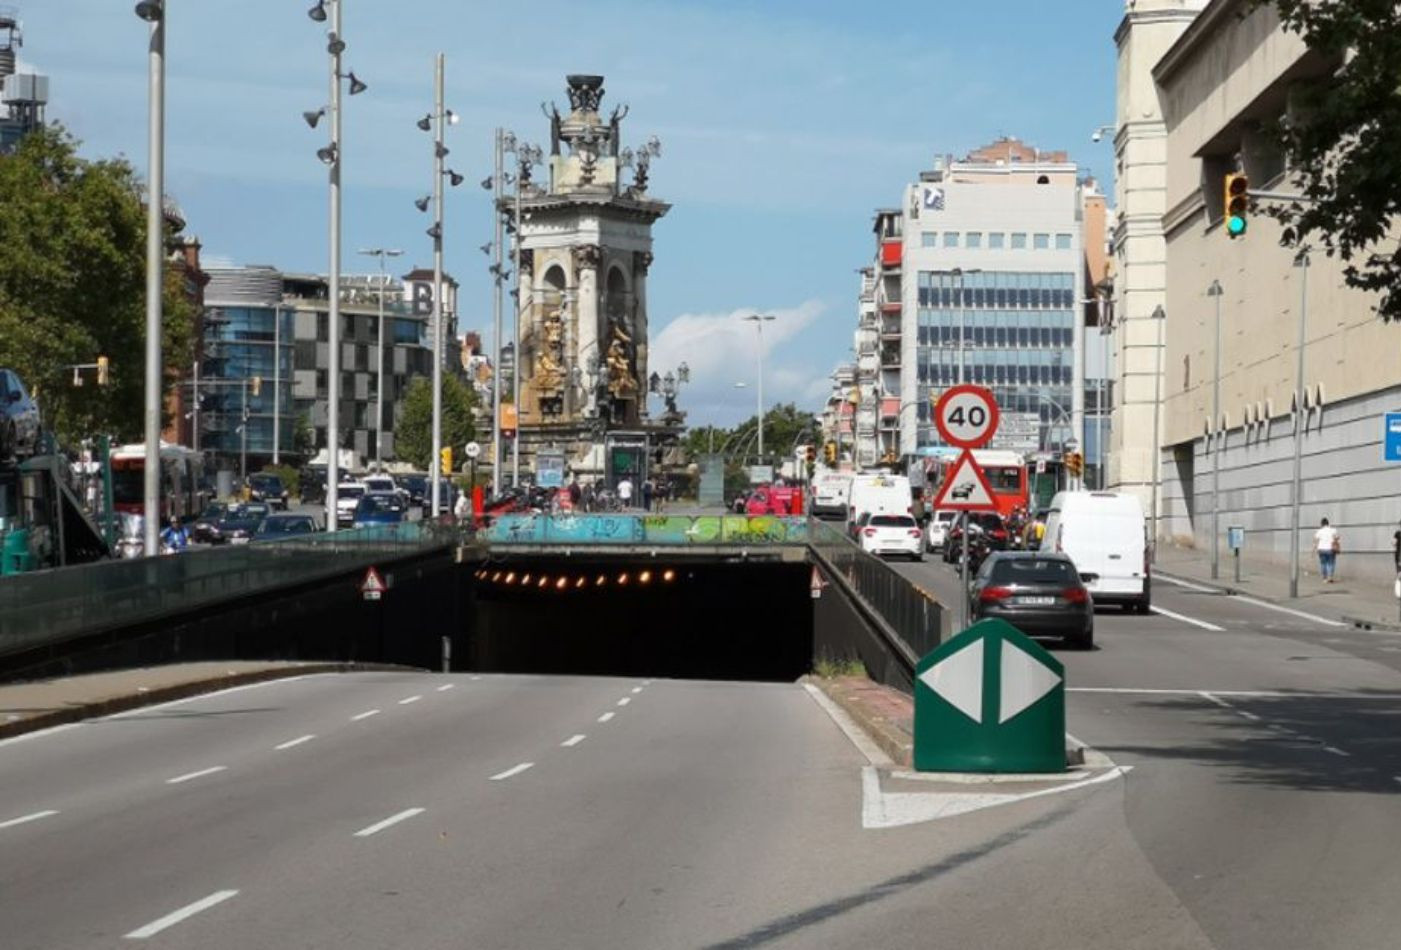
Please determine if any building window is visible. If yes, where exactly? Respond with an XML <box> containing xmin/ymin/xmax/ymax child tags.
<box><xmin>943</xmin><ymin>232</ymin><xmax>959</xmax><ymax>248</ymax></box>
<box><xmin>988</xmin><ymin>232</ymin><xmax>1005</xmax><ymax>249</ymax></box>
<box><xmin>1055</xmin><ymin>233</ymin><xmax>1072</xmax><ymax>250</ymax></box>
<box><xmin>1011</xmin><ymin>233</ymin><xmax>1027</xmax><ymax>249</ymax></box>
<box><xmin>1033</xmin><ymin>233</ymin><xmax>1050</xmax><ymax>250</ymax></box>
<box><xmin>921</xmin><ymin>232</ymin><xmax>938</xmax><ymax>248</ymax></box>
<box><xmin>966</xmin><ymin>232</ymin><xmax>983</xmax><ymax>249</ymax></box>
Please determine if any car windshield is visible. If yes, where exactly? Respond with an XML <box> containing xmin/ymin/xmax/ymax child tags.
<box><xmin>990</xmin><ymin>558</ymin><xmax>1079</xmax><ymax>585</ymax></box>
<box><xmin>259</xmin><ymin>517</ymin><xmax>310</xmax><ymax>534</ymax></box>
<box><xmin>339</xmin><ymin>485</ymin><xmax>365</xmax><ymax>499</ymax></box>
<box><xmin>357</xmin><ymin>495</ymin><xmax>398</xmax><ymax>515</ymax></box>
<box><xmin>250</xmin><ymin>475</ymin><xmax>283</xmax><ymax>491</ymax></box>
<box><xmin>198</xmin><ymin>504</ymin><xmax>227</xmax><ymax>521</ymax></box>
<box><xmin>871</xmin><ymin>515</ymin><xmax>916</xmax><ymax>528</ymax></box>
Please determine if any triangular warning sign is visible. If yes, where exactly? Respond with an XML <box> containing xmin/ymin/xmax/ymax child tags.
<box><xmin>930</xmin><ymin>449</ymin><xmax>998</xmax><ymax>511</ymax></box>
<box><xmin>809</xmin><ymin>564</ymin><xmax>828</xmax><ymax>599</ymax></box>
<box><xmin>360</xmin><ymin>566</ymin><xmax>386</xmax><ymax>594</ymax></box>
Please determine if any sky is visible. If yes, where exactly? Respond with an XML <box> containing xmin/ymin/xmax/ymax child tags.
<box><xmin>15</xmin><ymin>0</ymin><xmax>1119</xmax><ymax>427</ymax></box>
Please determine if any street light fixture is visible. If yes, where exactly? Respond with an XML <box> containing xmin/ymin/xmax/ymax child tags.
<box><xmin>1090</xmin><ymin>124</ymin><xmax>1115</xmax><ymax>143</ymax></box>
<box><xmin>1149</xmin><ymin>304</ymin><xmax>1166</xmax><ymax>560</ymax></box>
<box><xmin>134</xmin><ymin>1</ymin><xmax>162</xmax><ymax>22</ymax></box>
<box><xmin>414</xmin><ymin>195</ymin><xmax>430</xmax><ymax>213</ymax></box>
<box><xmin>417</xmin><ymin>53</ymin><xmax>454</xmax><ymax>517</ymax></box>
<box><xmin>1206</xmin><ymin>279</ymin><xmax>1225</xmax><ymax>578</ymax></box>
<box><xmin>307</xmin><ymin>0</ymin><xmax>327</xmax><ymax>22</ymax></box>
<box><xmin>135</xmin><ymin>0</ymin><xmax>165</xmax><ymax>555</ymax></box>
<box><xmin>1288</xmin><ymin>250</ymin><xmax>1310</xmax><ymax>598</ymax></box>
<box><xmin>303</xmin><ymin>108</ymin><xmax>325</xmax><ymax>129</ymax></box>
<box><xmin>742</xmin><ymin>313</ymin><xmax>776</xmax><ymax>461</ymax></box>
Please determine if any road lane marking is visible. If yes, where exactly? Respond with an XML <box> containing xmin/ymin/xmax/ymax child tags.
<box><xmin>1322</xmin><ymin>746</ymin><xmax>1351</xmax><ymax>757</ymax></box>
<box><xmin>597</xmin><ymin>712</ymin><xmax>615</xmax><ymax>723</ymax></box>
<box><xmin>351</xmin><ymin>709</ymin><xmax>381</xmax><ymax>721</ymax></box>
<box><xmin>108</xmin><ymin>676</ymin><xmax>313</xmax><ymax>720</ymax></box>
<box><xmin>166</xmin><ymin>766</ymin><xmax>227</xmax><ymax>785</ymax></box>
<box><xmin>1156</xmin><ymin>575</ymin><xmax>1219</xmax><ymax>593</ymax></box>
<box><xmin>0</xmin><ymin>809</ymin><xmax>59</xmax><ymax>831</ymax></box>
<box><xmin>1229</xmin><ymin>594</ymin><xmax>1348</xmax><ymax>627</ymax></box>
<box><xmin>803</xmin><ymin>682</ymin><xmax>893</xmax><ymax>768</ymax></box>
<box><xmin>124</xmin><ymin>889</ymin><xmax>239</xmax><ymax>939</ymax></box>
<box><xmin>398</xmin><ymin>695</ymin><xmax>422</xmax><ymax>705</ymax></box>
<box><xmin>436</xmin><ymin>684</ymin><xmax>455</xmax><ymax>692</ymax></box>
<box><xmin>274</xmin><ymin>734</ymin><xmax>316</xmax><ymax>751</ymax></box>
<box><xmin>353</xmin><ymin>807</ymin><xmax>426</xmax><ymax>838</ymax></box>
<box><xmin>1151</xmin><ymin>606</ymin><xmax>1225</xmax><ymax>631</ymax></box>
<box><xmin>469</xmin><ymin>675</ymin><xmax>483</xmax><ymax>681</ymax></box>
<box><xmin>1198</xmin><ymin>691</ymin><xmax>1232</xmax><ymax>709</ymax></box>
<box><xmin>1237</xmin><ymin>710</ymin><xmax>1261</xmax><ymax>721</ymax></box>
<box><xmin>616</xmin><ymin>697</ymin><xmax>631</xmax><ymax>707</ymax></box>
<box><xmin>0</xmin><ymin>723</ymin><xmax>83</xmax><ymax>750</ymax></box>
<box><xmin>489</xmin><ymin>762</ymin><xmax>534</xmax><ymax>781</ymax></box>
<box><xmin>561</xmin><ymin>734</ymin><xmax>587</xmax><ymax>747</ymax></box>
<box><xmin>631</xmin><ymin>686</ymin><xmax>643</xmax><ymax>694</ymax></box>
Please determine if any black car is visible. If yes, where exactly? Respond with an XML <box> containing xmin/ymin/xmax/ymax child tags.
<box><xmin>970</xmin><ymin>552</ymin><xmax>1094</xmax><ymax>649</ymax></box>
<box><xmin>212</xmin><ymin>502</ymin><xmax>270</xmax><ymax>544</ymax></box>
<box><xmin>0</xmin><ymin>368</ymin><xmax>41</xmax><ymax>461</ymax></box>
<box><xmin>398</xmin><ymin>474</ymin><xmax>428</xmax><ymax>507</ymax></box>
<box><xmin>299</xmin><ymin>467</ymin><xmax>326</xmax><ymax>504</ymax></box>
<box><xmin>247</xmin><ymin>473</ymin><xmax>289</xmax><ymax>510</ymax></box>
<box><xmin>255</xmin><ymin>512</ymin><xmax>318</xmax><ymax>540</ymax></box>
<box><xmin>189</xmin><ymin>502</ymin><xmax>230</xmax><ymax>544</ymax></box>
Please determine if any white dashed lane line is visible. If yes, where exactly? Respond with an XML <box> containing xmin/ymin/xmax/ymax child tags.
<box><xmin>489</xmin><ymin>763</ymin><xmax>534</xmax><ymax>781</ymax></box>
<box><xmin>165</xmin><ymin>766</ymin><xmax>227</xmax><ymax>785</ymax></box>
<box><xmin>274</xmin><ymin>734</ymin><xmax>316</xmax><ymax>751</ymax></box>
<box><xmin>597</xmin><ymin>712</ymin><xmax>615</xmax><ymax>724</ymax></box>
<box><xmin>124</xmin><ymin>889</ymin><xmax>239</xmax><ymax>940</ymax></box>
<box><xmin>631</xmin><ymin>686</ymin><xmax>643</xmax><ymax>694</ymax></box>
<box><xmin>436</xmin><ymin>684</ymin><xmax>455</xmax><ymax>692</ymax></box>
<box><xmin>0</xmin><ymin>809</ymin><xmax>59</xmax><ymax>832</ymax></box>
<box><xmin>351</xmin><ymin>709</ymin><xmax>381</xmax><ymax>722</ymax></box>
<box><xmin>561</xmin><ymin>734</ymin><xmax>586</xmax><ymax>748</ymax></box>
<box><xmin>398</xmin><ymin>695</ymin><xmax>422</xmax><ymax>706</ymax></box>
<box><xmin>616</xmin><ymin>697</ymin><xmax>631</xmax><ymax>707</ymax></box>
<box><xmin>353</xmin><ymin>807</ymin><xmax>426</xmax><ymax>838</ymax></box>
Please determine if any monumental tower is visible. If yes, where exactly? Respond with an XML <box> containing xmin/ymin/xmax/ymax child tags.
<box><xmin>510</xmin><ymin>74</ymin><xmax>673</xmax><ymax>482</ymax></box>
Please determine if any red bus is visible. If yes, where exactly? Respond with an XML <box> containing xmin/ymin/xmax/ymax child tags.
<box><xmin>929</xmin><ymin>449</ymin><xmax>1028</xmax><ymax>518</ymax></box>
<box><xmin>110</xmin><ymin>443</ymin><xmax>208</xmax><ymax>522</ymax></box>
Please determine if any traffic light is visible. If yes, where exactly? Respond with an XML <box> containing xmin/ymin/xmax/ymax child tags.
<box><xmin>823</xmin><ymin>441</ymin><xmax>837</xmax><ymax>465</ymax></box>
<box><xmin>440</xmin><ymin>446</ymin><xmax>454</xmax><ymax>475</ymax></box>
<box><xmin>1224</xmin><ymin>172</ymin><xmax>1249</xmax><ymax>238</ymax></box>
<box><xmin>250</xmin><ymin>375</ymin><xmax>262</xmax><ymax>397</ymax></box>
<box><xmin>96</xmin><ymin>355</ymin><xmax>110</xmax><ymax>386</ymax></box>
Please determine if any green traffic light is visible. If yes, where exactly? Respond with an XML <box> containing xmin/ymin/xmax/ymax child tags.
<box><xmin>1227</xmin><ymin>215</ymin><xmax>1247</xmax><ymax>236</ymax></box>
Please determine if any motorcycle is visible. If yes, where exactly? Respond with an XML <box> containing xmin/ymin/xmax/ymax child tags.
<box><xmin>115</xmin><ymin>512</ymin><xmax>146</xmax><ymax>559</ymax></box>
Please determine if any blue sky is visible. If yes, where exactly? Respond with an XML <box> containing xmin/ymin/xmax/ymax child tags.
<box><xmin>18</xmin><ymin>0</ymin><xmax>1118</xmax><ymax>426</ymax></box>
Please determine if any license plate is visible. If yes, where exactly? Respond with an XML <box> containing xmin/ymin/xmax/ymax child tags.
<box><xmin>1012</xmin><ymin>596</ymin><xmax>1055</xmax><ymax>606</ymax></box>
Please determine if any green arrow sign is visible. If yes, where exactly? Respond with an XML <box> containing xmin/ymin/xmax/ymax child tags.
<box><xmin>914</xmin><ymin>618</ymin><xmax>1066</xmax><ymax>773</ymax></box>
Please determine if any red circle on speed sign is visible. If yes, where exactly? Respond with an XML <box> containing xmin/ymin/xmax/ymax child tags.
<box><xmin>933</xmin><ymin>384</ymin><xmax>1000</xmax><ymax>448</ymax></box>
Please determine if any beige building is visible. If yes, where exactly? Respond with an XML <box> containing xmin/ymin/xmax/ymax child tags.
<box><xmin>1152</xmin><ymin>0</ymin><xmax>1401</xmax><ymax>580</ymax></box>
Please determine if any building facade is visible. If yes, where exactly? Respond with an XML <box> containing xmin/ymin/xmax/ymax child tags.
<box><xmin>0</xmin><ymin>9</ymin><xmax>46</xmax><ymax>154</ymax></box>
<box><xmin>1152</xmin><ymin>0</ymin><xmax>1401</xmax><ymax>581</ymax></box>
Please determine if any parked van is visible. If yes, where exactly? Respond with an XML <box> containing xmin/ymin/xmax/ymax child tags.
<box><xmin>847</xmin><ymin>473</ymin><xmax>913</xmax><ymax>533</ymax></box>
<box><xmin>1042</xmin><ymin>491</ymin><xmax>1150</xmax><ymax>612</ymax></box>
<box><xmin>811</xmin><ymin>471</ymin><xmax>852</xmax><ymax>519</ymax></box>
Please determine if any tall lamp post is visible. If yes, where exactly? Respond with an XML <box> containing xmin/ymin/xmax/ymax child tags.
<box><xmin>1288</xmin><ymin>250</ymin><xmax>1310</xmax><ymax>598</ymax></box>
<box><xmin>135</xmin><ymin>0</ymin><xmax>164</xmax><ymax>555</ymax></box>
<box><xmin>500</xmin><ymin>135</ymin><xmax>542</xmax><ymax>489</ymax></box>
<box><xmin>304</xmin><ymin>0</ymin><xmax>368</xmax><ymax>531</ymax></box>
<box><xmin>742</xmin><ymin>314</ymin><xmax>775</xmax><ymax>461</ymax></box>
<box><xmin>1207</xmin><ymin>279</ymin><xmax>1224</xmax><ymax>578</ymax></box>
<box><xmin>1148</xmin><ymin>304</ymin><xmax>1166</xmax><ymax>560</ymax></box>
<box><xmin>358</xmin><ymin>247</ymin><xmax>403</xmax><ymax>472</ymax></box>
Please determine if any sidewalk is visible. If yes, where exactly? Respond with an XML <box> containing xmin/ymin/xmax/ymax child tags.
<box><xmin>1154</xmin><ymin>544</ymin><xmax>1401</xmax><ymax>629</ymax></box>
<box><xmin>0</xmin><ymin>660</ymin><xmax>411</xmax><ymax>740</ymax></box>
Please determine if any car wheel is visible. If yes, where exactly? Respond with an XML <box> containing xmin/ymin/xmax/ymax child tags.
<box><xmin>1068</xmin><ymin>626</ymin><xmax>1094</xmax><ymax>650</ymax></box>
<box><xmin>1134</xmin><ymin>596</ymin><xmax>1152</xmax><ymax>614</ymax></box>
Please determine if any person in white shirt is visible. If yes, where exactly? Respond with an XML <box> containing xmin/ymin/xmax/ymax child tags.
<box><xmin>617</xmin><ymin>477</ymin><xmax>634</xmax><ymax>509</ymax></box>
<box><xmin>1314</xmin><ymin>517</ymin><xmax>1340</xmax><ymax>583</ymax></box>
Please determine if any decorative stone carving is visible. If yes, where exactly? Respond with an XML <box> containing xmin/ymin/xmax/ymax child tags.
<box><xmin>573</xmin><ymin>244</ymin><xmax>602</xmax><ymax>272</ymax></box>
<box><xmin>566</xmin><ymin>75</ymin><xmax>605</xmax><ymax>114</ymax></box>
<box><xmin>605</xmin><ymin>325</ymin><xmax>637</xmax><ymax>400</ymax></box>
<box><xmin>633</xmin><ymin>251</ymin><xmax>653</xmax><ymax>277</ymax></box>
<box><xmin>519</xmin><ymin>248</ymin><xmax>534</xmax><ymax>277</ymax></box>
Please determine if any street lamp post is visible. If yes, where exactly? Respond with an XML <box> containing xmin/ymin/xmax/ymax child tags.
<box><xmin>135</xmin><ymin>0</ymin><xmax>165</xmax><ymax>555</ymax></box>
<box><xmin>1288</xmin><ymin>251</ymin><xmax>1310</xmax><ymax>598</ymax></box>
<box><xmin>1207</xmin><ymin>279</ymin><xmax>1224</xmax><ymax>579</ymax></box>
<box><xmin>743</xmin><ymin>314</ymin><xmax>775</xmax><ymax>461</ymax></box>
<box><xmin>501</xmin><ymin>136</ymin><xmax>542</xmax><ymax>489</ymax></box>
<box><xmin>1149</xmin><ymin>304</ymin><xmax>1166</xmax><ymax>560</ymax></box>
<box><xmin>271</xmin><ymin>304</ymin><xmax>282</xmax><ymax>465</ymax></box>
<box><xmin>358</xmin><ymin>247</ymin><xmax>403</xmax><ymax>471</ymax></box>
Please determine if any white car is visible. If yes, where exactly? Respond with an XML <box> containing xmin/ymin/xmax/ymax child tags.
<box><xmin>335</xmin><ymin>482</ymin><xmax>366</xmax><ymax>527</ymax></box>
<box><xmin>927</xmin><ymin>510</ymin><xmax>958</xmax><ymax>551</ymax></box>
<box><xmin>859</xmin><ymin>513</ymin><xmax>924</xmax><ymax>561</ymax></box>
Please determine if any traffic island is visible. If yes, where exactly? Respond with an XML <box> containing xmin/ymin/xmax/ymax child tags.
<box><xmin>803</xmin><ymin>673</ymin><xmax>915</xmax><ymax>767</ymax></box>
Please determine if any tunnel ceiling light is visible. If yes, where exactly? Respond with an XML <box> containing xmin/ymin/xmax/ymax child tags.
<box><xmin>520</xmin><ymin>573</ymin><xmax>531</xmax><ymax>585</ymax></box>
<box><xmin>662</xmin><ymin>568</ymin><xmax>676</xmax><ymax>582</ymax></box>
<box><xmin>504</xmin><ymin>572</ymin><xmax>516</xmax><ymax>584</ymax></box>
<box><xmin>491</xmin><ymin>571</ymin><xmax>502</xmax><ymax>582</ymax></box>
<box><xmin>595</xmin><ymin>574</ymin><xmax>607</xmax><ymax>586</ymax></box>
<box><xmin>537</xmin><ymin>576</ymin><xmax>550</xmax><ymax>588</ymax></box>
<box><xmin>555</xmin><ymin>577</ymin><xmax>569</xmax><ymax>590</ymax></box>
<box><xmin>575</xmin><ymin>576</ymin><xmax>587</xmax><ymax>588</ymax></box>
<box><xmin>639</xmin><ymin>570</ymin><xmax>652</xmax><ymax>584</ymax></box>
<box><xmin>617</xmin><ymin>573</ymin><xmax>630</xmax><ymax>586</ymax></box>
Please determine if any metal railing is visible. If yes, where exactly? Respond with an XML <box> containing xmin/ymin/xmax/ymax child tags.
<box><xmin>0</xmin><ymin>522</ymin><xmax>455</xmax><ymax>659</ymax></box>
<box><xmin>483</xmin><ymin>513</ymin><xmax>810</xmax><ymax>546</ymax></box>
<box><xmin>807</xmin><ymin>518</ymin><xmax>943</xmax><ymax>671</ymax></box>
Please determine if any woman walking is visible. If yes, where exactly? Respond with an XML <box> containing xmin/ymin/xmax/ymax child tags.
<box><xmin>1314</xmin><ymin>517</ymin><xmax>1341</xmax><ymax>583</ymax></box>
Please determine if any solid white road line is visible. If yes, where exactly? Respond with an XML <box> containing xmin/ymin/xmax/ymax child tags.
<box><xmin>274</xmin><ymin>734</ymin><xmax>316</xmax><ymax>751</ymax></box>
<box><xmin>616</xmin><ymin>697</ymin><xmax>631</xmax><ymax>707</ymax></box>
<box><xmin>124</xmin><ymin>889</ymin><xmax>239</xmax><ymax>939</ymax></box>
<box><xmin>351</xmin><ymin>709</ymin><xmax>381</xmax><ymax>721</ymax></box>
<box><xmin>0</xmin><ymin>809</ymin><xmax>59</xmax><ymax>832</ymax></box>
<box><xmin>165</xmin><ymin>766</ymin><xmax>227</xmax><ymax>785</ymax></box>
<box><xmin>1069</xmin><ymin>687</ymin><xmax>1291</xmax><ymax>697</ymax></box>
<box><xmin>803</xmin><ymin>683</ymin><xmax>894</xmax><ymax>768</ymax></box>
<box><xmin>631</xmin><ymin>686</ymin><xmax>643</xmax><ymax>694</ymax></box>
<box><xmin>597</xmin><ymin>712</ymin><xmax>615</xmax><ymax>723</ymax></box>
<box><xmin>0</xmin><ymin>722</ymin><xmax>83</xmax><ymax>750</ymax></box>
<box><xmin>1323</xmin><ymin>746</ymin><xmax>1351</xmax><ymax>757</ymax></box>
<box><xmin>1229</xmin><ymin>593</ymin><xmax>1349</xmax><ymax>627</ymax></box>
<box><xmin>1198</xmin><ymin>691</ymin><xmax>1233</xmax><ymax>709</ymax></box>
<box><xmin>398</xmin><ymin>695</ymin><xmax>422</xmax><ymax>705</ymax></box>
<box><xmin>1151</xmin><ymin>605</ymin><xmax>1226</xmax><ymax>632</ymax></box>
<box><xmin>353</xmin><ymin>807</ymin><xmax>426</xmax><ymax>838</ymax></box>
<box><xmin>436</xmin><ymin>684</ymin><xmax>455</xmax><ymax>692</ymax></box>
<box><xmin>561</xmin><ymin>734</ymin><xmax>587</xmax><ymax>747</ymax></box>
<box><xmin>1237</xmin><ymin>710</ymin><xmax>1262</xmax><ymax>722</ymax></box>
<box><xmin>109</xmin><ymin>676</ymin><xmax>311</xmax><ymax>720</ymax></box>
<box><xmin>489</xmin><ymin>762</ymin><xmax>534</xmax><ymax>781</ymax></box>
<box><xmin>1156</xmin><ymin>574</ymin><xmax>1219</xmax><ymax>594</ymax></box>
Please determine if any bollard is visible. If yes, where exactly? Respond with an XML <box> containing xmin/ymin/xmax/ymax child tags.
<box><xmin>441</xmin><ymin>635</ymin><xmax>451</xmax><ymax>673</ymax></box>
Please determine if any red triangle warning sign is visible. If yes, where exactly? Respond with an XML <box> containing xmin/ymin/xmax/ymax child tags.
<box><xmin>930</xmin><ymin>449</ymin><xmax>999</xmax><ymax>511</ymax></box>
<box><xmin>360</xmin><ymin>566</ymin><xmax>387</xmax><ymax>594</ymax></box>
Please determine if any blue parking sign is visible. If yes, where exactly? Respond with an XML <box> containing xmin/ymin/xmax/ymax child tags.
<box><xmin>1386</xmin><ymin>413</ymin><xmax>1401</xmax><ymax>462</ymax></box>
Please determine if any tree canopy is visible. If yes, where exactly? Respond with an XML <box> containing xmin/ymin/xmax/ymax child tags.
<box><xmin>394</xmin><ymin>373</ymin><xmax>477</xmax><ymax>471</ymax></box>
<box><xmin>0</xmin><ymin>125</ymin><xmax>196</xmax><ymax>444</ymax></box>
<box><xmin>1256</xmin><ymin>0</ymin><xmax>1401</xmax><ymax>319</ymax></box>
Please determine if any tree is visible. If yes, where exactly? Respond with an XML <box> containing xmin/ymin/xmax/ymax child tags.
<box><xmin>1253</xmin><ymin>1</ymin><xmax>1401</xmax><ymax>319</ymax></box>
<box><xmin>0</xmin><ymin>125</ymin><xmax>196</xmax><ymax>443</ymax></box>
<box><xmin>394</xmin><ymin>374</ymin><xmax>477</xmax><ymax>471</ymax></box>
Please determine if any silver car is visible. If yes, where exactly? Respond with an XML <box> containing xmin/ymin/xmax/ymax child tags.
<box><xmin>0</xmin><ymin>368</ymin><xmax>40</xmax><ymax>460</ymax></box>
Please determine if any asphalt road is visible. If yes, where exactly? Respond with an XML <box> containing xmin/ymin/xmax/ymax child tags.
<box><xmin>3</xmin><ymin>555</ymin><xmax>1401</xmax><ymax>947</ymax></box>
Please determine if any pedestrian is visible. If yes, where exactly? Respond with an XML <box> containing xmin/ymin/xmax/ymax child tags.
<box><xmin>567</xmin><ymin>475</ymin><xmax>582</xmax><ymax>510</ymax></box>
<box><xmin>453</xmin><ymin>489</ymin><xmax>470</xmax><ymax>524</ymax></box>
<box><xmin>1314</xmin><ymin>517</ymin><xmax>1341</xmax><ymax>583</ymax></box>
<box><xmin>641</xmin><ymin>478</ymin><xmax>653</xmax><ymax>512</ymax></box>
<box><xmin>1392</xmin><ymin>519</ymin><xmax>1401</xmax><ymax>573</ymax></box>
<box><xmin>617</xmin><ymin>475</ymin><xmax>634</xmax><ymax>510</ymax></box>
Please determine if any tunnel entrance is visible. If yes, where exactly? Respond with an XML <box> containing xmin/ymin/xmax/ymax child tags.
<box><xmin>464</xmin><ymin>557</ymin><xmax>814</xmax><ymax>682</ymax></box>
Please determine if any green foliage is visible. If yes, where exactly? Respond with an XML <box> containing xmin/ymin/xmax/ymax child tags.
<box><xmin>0</xmin><ymin>125</ymin><xmax>196</xmax><ymax>443</ymax></box>
<box><xmin>1253</xmin><ymin>0</ymin><xmax>1401</xmax><ymax>319</ymax></box>
<box><xmin>394</xmin><ymin>373</ymin><xmax>477</xmax><ymax>471</ymax></box>
<box><xmin>813</xmin><ymin>654</ymin><xmax>867</xmax><ymax>679</ymax></box>
<box><xmin>685</xmin><ymin>403</ymin><xmax>817</xmax><ymax>467</ymax></box>
<box><xmin>293</xmin><ymin>411</ymin><xmax>315</xmax><ymax>459</ymax></box>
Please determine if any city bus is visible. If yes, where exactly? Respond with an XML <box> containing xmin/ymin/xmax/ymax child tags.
<box><xmin>110</xmin><ymin>443</ymin><xmax>208</xmax><ymax>522</ymax></box>
<box><xmin>929</xmin><ymin>449</ymin><xmax>1028</xmax><ymax>518</ymax></box>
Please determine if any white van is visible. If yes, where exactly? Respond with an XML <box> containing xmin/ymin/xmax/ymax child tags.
<box><xmin>847</xmin><ymin>473</ymin><xmax>913</xmax><ymax>532</ymax></box>
<box><xmin>811</xmin><ymin>471</ymin><xmax>852</xmax><ymax>519</ymax></box>
<box><xmin>1043</xmin><ymin>491</ymin><xmax>1150</xmax><ymax>612</ymax></box>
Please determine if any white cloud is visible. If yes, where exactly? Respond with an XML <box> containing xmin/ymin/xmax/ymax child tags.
<box><xmin>648</xmin><ymin>301</ymin><xmax>827</xmax><ymax>426</ymax></box>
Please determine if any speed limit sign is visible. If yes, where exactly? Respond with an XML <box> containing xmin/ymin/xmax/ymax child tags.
<box><xmin>933</xmin><ymin>384</ymin><xmax>1000</xmax><ymax>449</ymax></box>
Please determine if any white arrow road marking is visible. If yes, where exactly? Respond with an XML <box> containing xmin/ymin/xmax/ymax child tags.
<box><xmin>999</xmin><ymin>640</ymin><xmax>1062</xmax><ymax>724</ymax></box>
<box><xmin>918</xmin><ymin>638</ymin><xmax>984</xmax><ymax>723</ymax></box>
<box><xmin>861</xmin><ymin>765</ymin><xmax>1130</xmax><ymax>829</ymax></box>
<box><xmin>124</xmin><ymin>890</ymin><xmax>239</xmax><ymax>939</ymax></box>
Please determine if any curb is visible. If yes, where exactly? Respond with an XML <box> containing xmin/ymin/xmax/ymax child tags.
<box><xmin>802</xmin><ymin>675</ymin><xmax>914</xmax><ymax>768</ymax></box>
<box><xmin>0</xmin><ymin>662</ymin><xmax>421</xmax><ymax>742</ymax></box>
<box><xmin>1342</xmin><ymin>614</ymin><xmax>1401</xmax><ymax>633</ymax></box>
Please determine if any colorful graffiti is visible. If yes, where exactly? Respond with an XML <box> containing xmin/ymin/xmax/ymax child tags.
<box><xmin>484</xmin><ymin>514</ymin><xmax>810</xmax><ymax>546</ymax></box>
